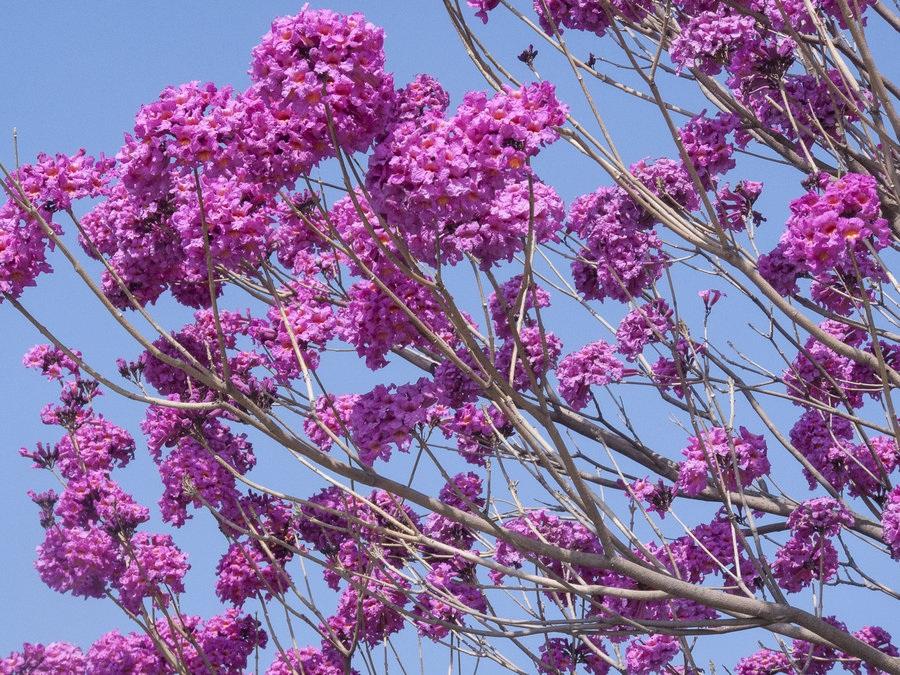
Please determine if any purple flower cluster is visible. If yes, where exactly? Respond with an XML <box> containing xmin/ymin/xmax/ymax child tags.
<box><xmin>538</xmin><ymin>637</ymin><xmax>610</xmax><ymax>675</ymax></box>
<box><xmin>670</xmin><ymin>11</ymin><xmax>760</xmax><ymax>76</ymax></box>
<box><xmin>117</xmin><ymin>81</ymin><xmax>237</xmax><ymax>196</ymax></box>
<box><xmin>249</xmin><ymin>9</ymin><xmax>396</xmax><ymax>161</ymax></box>
<box><xmin>412</xmin><ymin>559</ymin><xmax>488</xmax><ymax>639</ymax></box>
<box><xmin>734</xmin><ymin>648</ymin><xmax>793</xmax><ymax>675</ymax></box>
<box><xmin>734</xmin><ymin>622</ymin><xmax>896</xmax><ymax>675</ymax></box>
<box><xmin>0</xmin><ymin>150</ymin><xmax>112</xmax><ymax>300</ymax></box>
<box><xmin>215</xmin><ymin>538</ymin><xmax>292</xmax><ymax>607</ymax></box>
<box><xmin>292</xmin><ymin>486</ymin><xmax>437</xmax><ymax>648</ymax></box>
<box><xmin>764</xmin><ymin>174</ymin><xmax>890</xmax><ymax>290</ymax></box>
<box><xmin>349</xmin><ymin>378</ymin><xmax>436</xmax><ymax>465</ymax></box>
<box><xmin>21</xmin><ymin>367</ymin><xmax>194</xmax><ymax>615</ymax></box>
<box><xmin>391</xmin><ymin>73</ymin><xmax>451</xmax><ymax>127</ymax></box>
<box><xmin>337</xmin><ymin>269</ymin><xmax>453</xmax><ymax>370</ymax></box>
<box><xmin>789</xmin><ymin>410</ymin><xmax>855</xmax><ymax>491</ymax></box>
<box><xmin>266</xmin><ymin>646</ymin><xmax>356</xmax><ymax>675</ymax></box>
<box><xmin>142</xmin><ymin>405</ymin><xmax>256</xmax><ymax>526</ymax></box>
<box><xmin>488</xmin><ymin>274</ymin><xmax>552</xmax><ymax>340</ymax></box>
<box><xmin>555</xmin><ymin>340</ymin><xmax>626</xmax><ymax>410</ymax></box>
<box><xmin>616</xmin><ymin>299</ymin><xmax>673</xmax><ymax>359</ymax></box>
<box><xmin>677</xmin><ymin>111</ymin><xmax>749</xmax><ymax>189</ymax></box>
<box><xmin>626</xmin><ymin>476</ymin><xmax>677</xmax><ymax>518</ymax></box>
<box><xmin>677</xmin><ymin>426</ymin><xmax>771</xmax><ymax>495</ymax></box>
<box><xmin>422</xmin><ymin>473</ymin><xmax>484</xmax><ymax>553</ymax></box>
<box><xmin>567</xmin><ymin>159</ymin><xmax>689</xmax><ymax>303</ymax></box>
<box><xmin>367</xmin><ymin>82</ymin><xmax>567</xmax><ymax>267</ymax></box>
<box><xmin>624</xmin><ymin>634</ymin><xmax>680</xmax><ymax>675</ymax></box>
<box><xmin>255</xmin><ymin>280</ymin><xmax>336</xmax><ymax>378</ymax></box>
<box><xmin>772</xmin><ymin>498</ymin><xmax>853</xmax><ymax>593</ymax></box>
<box><xmin>117</xmin><ymin>532</ymin><xmax>190</xmax><ymax>612</ymax></box>
<box><xmin>312</xmin><ymin>190</ymin><xmax>393</xmax><ymax>276</ymax></box>
<box><xmin>1</xmin><ymin>641</ymin><xmax>86</xmax><ymax>675</ymax></box>
<box><xmin>845</xmin><ymin>626</ymin><xmax>900</xmax><ymax>675</ymax></box>
<box><xmin>443</xmin><ymin>402</ymin><xmax>514</xmax><ymax>466</ymax></box>
<box><xmin>715</xmin><ymin>180</ymin><xmax>764</xmax><ymax>232</ymax></box>
<box><xmin>783</xmin><ymin>319</ymin><xmax>876</xmax><ymax>409</ymax></box>
<box><xmin>140</xmin><ymin>308</ymin><xmax>267</xmax><ymax>400</ymax></box>
<box><xmin>58</xmin><ymin>7</ymin><xmax>407</xmax><ymax>313</ymax></box>
<box><xmin>490</xmin><ymin>510</ymin><xmax>607</xmax><ymax>587</ymax></box>
<box><xmin>882</xmin><ymin>486</ymin><xmax>900</xmax><ymax>560</ymax></box>
<box><xmin>22</xmin><ymin>344</ymin><xmax>81</xmax><ymax>381</ymax></box>
<box><xmin>495</xmin><ymin>325</ymin><xmax>563</xmax><ymax>392</ymax></box>
<box><xmin>304</xmin><ymin>392</ymin><xmax>361</xmax><ymax>452</ymax></box>
<box><xmin>297</xmin><ymin>486</ymin><xmax>421</xmax><ymax>586</ymax></box>
<box><xmin>530</xmin><ymin>0</ymin><xmax>654</xmax><ymax>37</ymax></box>
<box><xmin>666</xmin><ymin>0</ymin><xmax>871</xmax><ymax>150</ymax></box>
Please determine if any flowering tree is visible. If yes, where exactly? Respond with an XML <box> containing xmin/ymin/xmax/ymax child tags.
<box><xmin>3</xmin><ymin>1</ymin><xmax>900</xmax><ymax>673</ymax></box>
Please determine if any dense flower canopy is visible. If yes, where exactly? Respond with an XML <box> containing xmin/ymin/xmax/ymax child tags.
<box><xmin>4</xmin><ymin>1</ymin><xmax>900</xmax><ymax>674</ymax></box>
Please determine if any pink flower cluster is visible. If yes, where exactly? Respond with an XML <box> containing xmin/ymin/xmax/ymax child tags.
<box><xmin>648</xmin><ymin>516</ymin><xmax>761</xmax><ymax>590</ymax></box>
<box><xmin>0</xmin><ymin>151</ymin><xmax>111</xmax><ymax>299</ymax></box>
<box><xmin>490</xmin><ymin>510</ymin><xmax>607</xmax><ymax>587</ymax></box>
<box><xmin>422</xmin><ymin>472</ymin><xmax>485</xmax><ymax>552</ymax></box>
<box><xmin>488</xmin><ymin>275</ymin><xmax>552</xmax><ymax>340</ymax></box>
<box><xmin>304</xmin><ymin>392</ymin><xmax>361</xmax><ymax>452</ymax></box>
<box><xmin>624</xmin><ymin>634</ymin><xmax>680</xmax><ymax>675</ymax></box>
<box><xmin>495</xmin><ymin>325</ymin><xmax>563</xmax><ymax>392</ymax></box>
<box><xmin>715</xmin><ymin>180</ymin><xmax>764</xmax><ymax>232</ymax></box>
<box><xmin>367</xmin><ymin>82</ymin><xmax>567</xmax><ymax>268</ymax></box>
<box><xmin>676</xmin><ymin>111</ymin><xmax>749</xmax><ymax>189</ymax></box>
<box><xmin>142</xmin><ymin>404</ymin><xmax>256</xmax><ymax>526</ymax></box>
<box><xmin>783</xmin><ymin>319</ymin><xmax>873</xmax><ymax>409</ymax></box>
<box><xmin>566</xmin><ymin>156</ymin><xmax>699</xmax><ymax>304</ymax></box>
<box><xmin>677</xmin><ymin>426</ymin><xmax>771</xmax><ymax>495</ymax></box>
<box><xmin>336</xmin><ymin>269</ymin><xmax>453</xmax><ymax>370</ymax></box>
<box><xmin>349</xmin><ymin>378</ymin><xmax>436</xmax><ymax>465</ymax></box>
<box><xmin>294</xmin><ymin>487</ymin><xmax>427</xmax><ymax>647</ymax></box>
<box><xmin>735</xmin><ymin>622</ymin><xmax>897</xmax><ymax>675</ymax></box>
<box><xmin>22</xmin><ymin>344</ymin><xmax>81</xmax><ymax>381</ymax></box>
<box><xmin>670</xmin><ymin>11</ymin><xmax>759</xmax><ymax>76</ymax></box>
<box><xmin>266</xmin><ymin>646</ymin><xmax>355</xmax><ymax>675</ymax></box>
<box><xmin>555</xmin><ymin>340</ymin><xmax>626</xmax><ymax>410</ymax></box>
<box><xmin>443</xmin><ymin>402</ymin><xmax>514</xmax><ymax>466</ymax></box>
<box><xmin>249</xmin><ymin>9</ymin><xmax>396</xmax><ymax>160</ymax></box>
<box><xmin>538</xmin><ymin>637</ymin><xmax>610</xmax><ymax>675</ymax></box>
<box><xmin>20</xmin><ymin>360</ymin><xmax>194</xmax><ymax>616</ymax></box>
<box><xmin>882</xmin><ymin>486</ymin><xmax>900</xmax><ymax>560</ymax></box>
<box><xmin>530</xmin><ymin>0</ymin><xmax>654</xmax><ymax>37</ymax></box>
<box><xmin>616</xmin><ymin>299</ymin><xmax>673</xmax><ymax>359</ymax></box>
<box><xmin>255</xmin><ymin>280</ymin><xmax>336</xmax><ymax>378</ymax></box>
<box><xmin>766</xmin><ymin>173</ymin><xmax>890</xmax><ymax>287</ymax></box>
<box><xmin>1</xmin><ymin>642</ymin><xmax>86</xmax><ymax>675</ymax></box>
<box><xmin>772</xmin><ymin>498</ymin><xmax>853</xmax><ymax>593</ymax></box>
